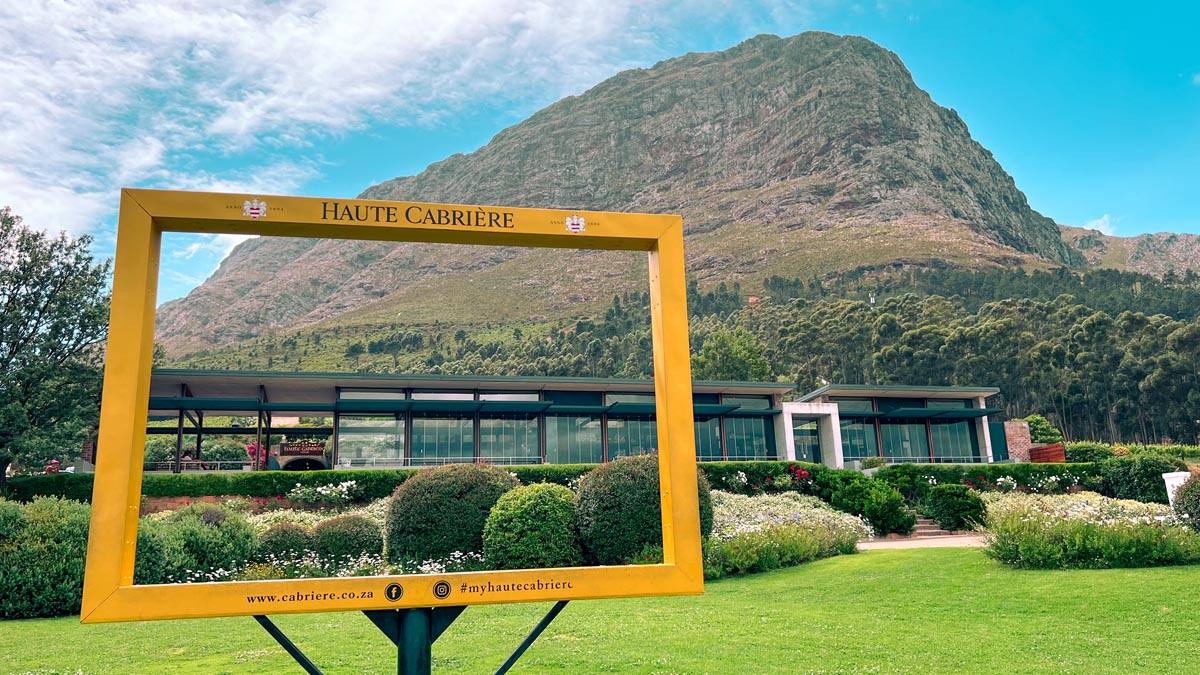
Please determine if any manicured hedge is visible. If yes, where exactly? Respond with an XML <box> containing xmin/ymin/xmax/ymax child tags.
<box><xmin>576</xmin><ymin>454</ymin><xmax>714</xmax><ymax>565</ymax></box>
<box><xmin>3</xmin><ymin>465</ymin><xmax>603</xmax><ymax>503</ymax></box>
<box><xmin>1098</xmin><ymin>455</ymin><xmax>1188</xmax><ymax>504</ymax></box>
<box><xmin>874</xmin><ymin>462</ymin><xmax>1107</xmax><ymax>503</ymax></box>
<box><xmin>483</xmin><ymin>483</ymin><xmax>581</xmax><ymax>570</ymax></box>
<box><xmin>385</xmin><ymin>464</ymin><xmax>519</xmax><ymax>562</ymax></box>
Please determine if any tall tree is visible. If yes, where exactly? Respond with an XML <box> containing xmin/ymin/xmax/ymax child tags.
<box><xmin>0</xmin><ymin>208</ymin><xmax>109</xmax><ymax>487</ymax></box>
<box><xmin>692</xmin><ymin>328</ymin><xmax>772</xmax><ymax>382</ymax></box>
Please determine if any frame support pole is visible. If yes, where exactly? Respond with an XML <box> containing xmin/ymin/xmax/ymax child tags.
<box><xmin>494</xmin><ymin>600</ymin><xmax>569</xmax><ymax>675</ymax></box>
<box><xmin>254</xmin><ymin>615</ymin><xmax>325</xmax><ymax>675</ymax></box>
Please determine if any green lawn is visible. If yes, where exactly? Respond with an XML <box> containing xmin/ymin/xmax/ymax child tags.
<box><xmin>4</xmin><ymin>548</ymin><xmax>1199</xmax><ymax>675</ymax></box>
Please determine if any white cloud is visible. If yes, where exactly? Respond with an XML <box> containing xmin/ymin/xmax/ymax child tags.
<box><xmin>1192</xmin><ymin>73</ymin><xmax>1200</xmax><ymax>86</ymax></box>
<box><xmin>0</xmin><ymin>0</ymin><xmax>819</xmax><ymax>262</ymax></box>
<box><xmin>1084</xmin><ymin>214</ymin><xmax>1116</xmax><ymax>236</ymax></box>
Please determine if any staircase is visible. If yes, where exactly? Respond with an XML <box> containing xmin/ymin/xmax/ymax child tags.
<box><xmin>912</xmin><ymin>517</ymin><xmax>955</xmax><ymax>538</ymax></box>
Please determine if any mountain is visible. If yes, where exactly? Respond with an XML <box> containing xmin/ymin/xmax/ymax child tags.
<box><xmin>159</xmin><ymin>32</ymin><xmax>1090</xmax><ymax>357</ymax></box>
<box><xmin>1060</xmin><ymin>225</ymin><xmax>1200</xmax><ymax>277</ymax></box>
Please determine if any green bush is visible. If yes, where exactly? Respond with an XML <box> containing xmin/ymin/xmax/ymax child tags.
<box><xmin>385</xmin><ymin>463</ymin><xmax>519</xmax><ymax>562</ymax></box>
<box><xmin>482</xmin><ymin>483</ymin><xmax>582</xmax><ymax>570</ymax></box>
<box><xmin>4</xmin><ymin>465</ymin><xmax>594</xmax><ymax>504</ymax></box>
<box><xmin>575</xmin><ymin>454</ymin><xmax>714</xmax><ymax>565</ymax></box>
<box><xmin>159</xmin><ymin>504</ymin><xmax>257</xmax><ymax>579</ymax></box>
<box><xmin>134</xmin><ymin>517</ymin><xmax>182</xmax><ymax>585</ymax></box>
<box><xmin>1173</xmin><ymin>473</ymin><xmax>1200</xmax><ymax>527</ymax></box>
<box><xmin>710</xmin><ymin>523</ymin><xmax>844</xmax><ymax>578</ymax></box>
<box><xmin>0</xmin><ymin>497</ymin><xmax>91</xmax><ymax>619</ymax></box>
<box><xmin>1065</xmin><ymin>441</ymin><xmax>1115</xmax><ymax>463</ymax></box>
<box><xmin>698</xmin><ymin>461</ymin><xmax>825</xmax><ymax>496</ymax></box>
<box><xmin>314</xmin><ymin>514</ymin><xmax>383</xmax><ymax>560</ymax></box>
<box><xmin>925</xmin><ymin>484</ymin><xmax>985</xmax><ymax>531</ymax></box>
<box><xmin>829</xmin><ymin>480</ymin><xmax>914</xmax><ymax>535</ymax></box>
<box><xmin>985</xmin><ymin>510</ymin><xmax>1200</xmax><ymax>569</ymax></box>
<box><xmin>875</xmin><ymin>462</ymin><xmax>1106</xmax><ymax>502</ymax></box>
<box><xmin>1099</xmin><ymin>455</ymin><xmax>1188</xmax><ymax>504</ymax></box>
<box><xmin>259</xmin><ymin>522</ymin><xmax>316</xmax><ymax>559</ymax></box>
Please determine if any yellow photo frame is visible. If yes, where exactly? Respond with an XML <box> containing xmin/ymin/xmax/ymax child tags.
<box><xmin>81</xmin><ymin>188</ymin><xmax>703</xmax><ymax>623</ymax></box>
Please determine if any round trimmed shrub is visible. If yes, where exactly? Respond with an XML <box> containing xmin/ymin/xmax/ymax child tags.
<box><xmin>259</xmin><ymin>522</ymin><xmax>316</xmax><ymax>559</ymax></box>
<box><xmin>483</xmin><ymin>483</ymin><xmax>581</xmax><ymax>570</ymax></box>
<box><xmin>314</xmin><ymin>514</ymin><xmax>383</xmax><ymax>560</ymax></box>
<box><xmin>385</xmin><ymin>463</ymin><xmax>519</xmax><ymax>562</ymax></box>
<box><xmin>162</xmin><ymin>503</ymin><xmax>258</xmax><ymax>574</ymax></box>
<box><xmin>574</xmin><ymin>454</ymin><xmax>714</xmax><ymax>565</ymax></box>
<box><xmin>1173</xmin><ymin>473</ymin><xmax>1200</xmax><ymax>527</ymax></box>
<box><xmin>830</xmin><ymin>480</ymin><xmax>915</xmax><ymax>535</ymax></box>
<box><xmin>925</xmin><ymin>484</ymin><xmax>985</xmax><ymax>531</ymax></box>
<box><xmin>0</xmin><ymin>497</ymin><xmax>91</xmax><ymax>619</ymax></box>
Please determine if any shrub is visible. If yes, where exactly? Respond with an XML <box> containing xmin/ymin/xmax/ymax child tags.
<box><xmin>1173</xmin><ymin>473</ymin><xmax>1200</xmax><ymax>527</ymax></box>
<box><xmin>985</xmin><ymin>510</ymin><xmax>1200</xmax><ymax>569</ymax></box>
<box><xmin>1099</xmin><ymin>455</ymin><xmax>1188</xmax><ymax>504</ymax></box>
<box><xmin>925</xmin><ymin>484</ymin><xmax>985</xmax><ymax>531</ymax></box>
<box><xmin>708</xmin><ymin>490</ymin><xmax>869</xmax><ymax>552</ymax></box>
<box><xmin>712</xmin><ymin>523</ymin><xmax>844</xmax><ymax>577</ymax></box>
<box><xmin>860</xmin><ymin>456</ymin><xmax>886</xmax><ymax>470</ymax></box>
<box><xmin>1064</xmin><ymin>441</ymin><xmax>1115</xmax><ymax>463</ymax></box>
<box><xmin>575</xmin><ymin>454</ymin><xmax>713</xmax><ymax>565</ymax></box>
<box><xmin>483</xmin><ymin>483</ymin><xmax>581</xmax><ymax>570</ymax></box>
<box><xmin>385</xmin><ymin>463</ymin><xmax>519</xmax><ymax>562</ymax></box>
<box><xmin>698</xmin><ymin>461</ymin><xmax>824</xmax><ymax>496</ymax></box>
<box><xmin>314</xmin><ymin>514</ymin><xmax>383</xmax><ymax>560</ymax></box>
<box><xmin>829</xmin><ymin>480</ymin><xmax>915</xmax><ymax>535</ymax></box>
<box><xmin>259</xmin><ymin>522</ymin><xmax>316</xmax><ymax>559</ymax></box>
<box><xmin>0</xmin><ymin>497</ymin><xmax>91</xmax><ymax>619</ymax></box>
<box><xmin>134</xmin><ymin>518</ymin><xmax>183</xmax><ymax>585</ymax></box>
<box><xmin>160</xmin><ymin>504</ymin><xmax>257</xmax><ymax>578</ymax></box>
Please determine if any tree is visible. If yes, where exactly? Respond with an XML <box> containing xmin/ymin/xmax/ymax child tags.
<box><xmin>691</xmin><ymin>328</ymin><xmax>772</xmax><ymax>381</ymax></box>
<box><xmin>1021</xmin><ymin>414</ymin><xmax>1065</xmax><ymax>444</ymax></box>
<box><xmin>0</xmin><ymin>207</ymin><xmax>110</xmax><ymax>487</ymax></box>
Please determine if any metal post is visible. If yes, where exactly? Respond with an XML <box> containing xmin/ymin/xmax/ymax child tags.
<box><xmin>399</xmin><ymin>607</ymin><xmax>432</xmax><ymax>675</ymax></box>
<box><xmin>494</xmin><ymin>601</ymin><xmax>569</xmax><ymax>675</ymax></box>
<box><xmin>254</xmin><ymin>615</ymin><xmax>325</xmax><ymax>675</ymax></box>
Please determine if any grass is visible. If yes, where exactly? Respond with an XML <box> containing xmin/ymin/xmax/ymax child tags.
<box><xmin>4</xmin><ymin>548</ymin><xmax>1199</xmax><ymax>674</ymax></box>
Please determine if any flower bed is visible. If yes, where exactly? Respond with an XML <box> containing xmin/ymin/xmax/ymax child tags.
<box><xmin>704</xmin><ymin>491</ymin><xmax>871</xmax><ymax>579</ymax></box>
<box><xmin>982</xmin><ymin>491</ymin><xmax>1200</xmax><ymax>569</ymax></box>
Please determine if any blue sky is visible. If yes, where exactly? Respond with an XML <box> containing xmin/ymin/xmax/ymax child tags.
<box><xmin>1</xmin><ymin>1</ymin><xmax>1197</xmax><ymax>303</ymax></box>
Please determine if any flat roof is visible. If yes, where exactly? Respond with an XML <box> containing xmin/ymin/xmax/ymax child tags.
<box><xmin>797</xmin><ymin>384</ymin><xmax>1000</xmax><ymax>402</ymax></box>
<box><xmin>150</xmin><ymin>369</ymin><xmax>793</xmax><ymax>412</ymax></box>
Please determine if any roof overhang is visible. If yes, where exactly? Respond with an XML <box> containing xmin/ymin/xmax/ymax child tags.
<box><xmin>798</xmin><ymin>384</ymin><xmax>1000</xmax><ymax>402</ymax></box>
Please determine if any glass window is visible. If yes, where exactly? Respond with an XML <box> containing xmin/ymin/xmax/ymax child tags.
<box><xmin>339</xmin><ymin>390</ymin><xmax>406</xmax><ymax>400</ymax></box>
<box><xmin>793</xmin><ymin>419</ymin><xmax>822</xmax><ymax>464</ymax></box>
<box><xmin>693</xmin><ymin>393</ymin><xmax>720</xmax><ymax>405</ymax></box>
<box><xmin>545</xmin><ymin>415</ymin><xmax>603</xmax><ymax>464</ymax></box>
<box><xmin>695</xmin><ymin>416</ymin><xmax>723</xmax><ymax>461</ymax></box>
<box><xmin>840</xmin><ymin>419</ymin><xmax>878</xmax><ymax>460</ymax></box>
<box><xmin>724</xmin><ymin>416</ymin><xmax>775</xmax><ymax>460</ymax></box>
<box><xmin>880</xmin><ymin>420</ymin><xmax>930</xmax><ymax>461</ymax></box>
<box><xmin>607</xmin><ymin>416</ymin><xmax>658</xmax><ymax>458</ymax></box>
<box><xmin>409</xmin><ymin>415</ymin><xmax>473</xmax><ymax>465</ymax></box>
<box><xmin>479</xmin><ymin>415</ymin><xmax>540</xmax><ymax>464</ymax></box>
<box><xmin>876</xmin><ymin>398</ymin><xmax>925</xmax><ymax>413</ymax></box>
<box><xmin>930</xmin><ymin>420</ymin><xmax>981</xmax><ymax>462</ymax></box>
<box><xmin>606</xmin><ymin>393</ymin><xmax>655</xmax><ymax>405</ymax></box>
<box><xmin>545</xmin><ymin>390</ymin><xmax>603</xmax><ymax>405</ymax></box>
<box><xmin>832</xmin><ymin>398</ymin><xmax>874</xmax><ymax>413</ymax></box>
<box><xmin>722</xmin><ymin>395</ymin><xmax>771</xmax><ymax>410</ymax></box>
<box><xmin>480</xmin><ymin>392</ymin><xmax>540</xmax><ymax>401</ymax></box>
<box><xmin>411</xmin><ymin>391</ymin><xmax>475</xmax><ymax>400</ymax></box>
<box><xmin>928</xmin><ymin>399</ymin><xmax>971</xmax><ymax>409</ymax></box>
<box><xmin>336</xmin><ymin>415</ymin><xmax>403</xmax><ymax>466</ymax></box>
